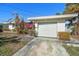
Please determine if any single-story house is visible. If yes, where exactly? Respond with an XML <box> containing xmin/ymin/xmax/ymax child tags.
<box><xmin>27</xmin><ymin>13</ymin><xmax>78</xmax><ymax>38</ymax></box>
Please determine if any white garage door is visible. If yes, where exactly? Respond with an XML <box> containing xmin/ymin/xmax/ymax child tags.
<box><xmin>38</xmin><ymin>23</ymin><xmax>57</xmax><ymax>37</ymax></box>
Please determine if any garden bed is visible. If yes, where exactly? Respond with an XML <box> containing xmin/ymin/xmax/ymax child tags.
<box><xmin>63</xmin><ymin>45</ymin><xmax>79</xmax><ymax>56</ymax></box>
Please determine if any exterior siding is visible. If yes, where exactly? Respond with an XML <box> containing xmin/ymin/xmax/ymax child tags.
<box><xmin>57</xmin><ymin>23</ymin><xmax>65</xmax><ymax>32</ymax></box>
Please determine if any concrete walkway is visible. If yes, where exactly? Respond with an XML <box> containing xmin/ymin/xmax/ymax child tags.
<box><xmin>13</xmin><ymin>37</ymin><xmax>69</xmax><ymax>56</ymax></box>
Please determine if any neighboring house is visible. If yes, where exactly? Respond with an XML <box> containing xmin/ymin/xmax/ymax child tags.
<box><xmin>0</xmin><ymin>22</ymin><xmax>15</xmax><ymax>31</ymax></box>
<box><xmin>27</xmin><ymin>13</ymin><xmax>78</xmax><ymax>38</ymax></box>
<box><xmin>8</xmin><ymin>23</ymin><xmax>15</xmax><ymax>31</ymax></box>
<box><xmin>0</xmin><ymin>20</ymin><xmax>33</xmax><ymax>32</ymax></box>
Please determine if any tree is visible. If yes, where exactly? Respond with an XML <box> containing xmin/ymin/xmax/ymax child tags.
<box><xmin>14</xmin><ymin>14</ymin><xmax>21</xmax><ymax>33</ymax></box>
<box><xmin>64</xmin><ymin>3</ymin><xmax>79</xmax><ymax>35</ymax></box>
<box><xmin>55</xmin><ymin>12</ymin><xmax>62</xmax><ymax>15</ymax></box>
<box><xmin>64</xmin><ymin>3</ymin><xmax>79</xmax><ymax>14</ymax></box>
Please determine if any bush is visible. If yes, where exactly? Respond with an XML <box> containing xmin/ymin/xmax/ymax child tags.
<box><xmin>19</xmin><ymin>29</ymin><xmax>28</xmax><ymax>34</ymax></box>
<box><xmin>0</xmin><ymin>29</ymin><xmax>3</xmax><ymax>32</ymax></box>
<box><xmin>12</xmin><ymin>29</ymin><xmax>16</xmax><ymax>32</ymax></box>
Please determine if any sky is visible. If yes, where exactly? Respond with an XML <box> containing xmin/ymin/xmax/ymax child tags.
<box><xmin>0</xmin><ymin>3</ymin><xmax>65</xmax><ymax>22</ymax></box>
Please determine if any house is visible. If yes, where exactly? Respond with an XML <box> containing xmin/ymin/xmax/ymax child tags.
<box><xmin>0</xmin><ymin>22</ymin><xmax>15</xmax><ymax>32</ymax></box>
<box><xmin>27</xmin><ymin>13</ymin><xmax>78</xmax><ymax>38</ymax></box>
<box><xmin>8</xmin><ymin>23</ymin><xmax>15</xmax><ymax>31</ymax></box>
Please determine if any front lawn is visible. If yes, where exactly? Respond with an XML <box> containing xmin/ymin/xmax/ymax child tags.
<box><xmin>63</xmin><ymin>45</ymin><xmax>79</xmax><ymax>56</ymax></box>
<box><xmin>0</xmin><ymin>41</ymin><xmax>27</xmax><ymax>56</ymax></box>
<box><xmin>0</xmin><ymin>32</ymin><xmax>32</xmax><ymax>56</ymax></box>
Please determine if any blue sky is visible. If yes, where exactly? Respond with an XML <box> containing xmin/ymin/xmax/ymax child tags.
<box><xmin>0</xmin><ymin>3</ymin><xmax>65</xmax><ymax>22</ymax></box>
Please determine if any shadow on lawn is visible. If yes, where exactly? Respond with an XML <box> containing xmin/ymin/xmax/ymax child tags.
<box><xmin>0</xmin><ymin>36</ymin><xmax>20</xmax><ymax>46</ymax></box>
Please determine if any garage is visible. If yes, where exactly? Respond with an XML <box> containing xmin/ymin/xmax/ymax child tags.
<box><xmin>28</xmin><ymin>14</ymin><xmax>78</xmax><ymax>38</ymax></box>
<box><xmin>38</xmin><ymin>23</ymin><xmax>57</xmax><ymax>37</ymax></box>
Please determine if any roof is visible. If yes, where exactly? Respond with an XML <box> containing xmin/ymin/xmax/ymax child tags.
<box><xmin>27</xmin><ymin>13</ymin><xmax>78</xmax><ymax>21</ymax></box>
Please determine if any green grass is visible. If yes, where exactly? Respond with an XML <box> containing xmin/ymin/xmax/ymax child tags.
<box><xmin>63</xmin><ymin>45</ymin><xmax>79</xmax><ymax>56</ymax></box>
<box><xmin>0</xmin><ymin>45</ymin><xmax>13</xmax><ymax>56</ymax></box>
<box><xmin>0</xmin><ymin>35</ymin><xmax>26</xmax><ymax>56</ymax></box>
<box><xmin>0</xmin><ymin>41</ymin><xmax>27</xmax><ymax>56</ymax></box>
<box><xmin>0</xmin><ymin>33</ymin><xmax>32</xmax><ymax>56</ymax></box>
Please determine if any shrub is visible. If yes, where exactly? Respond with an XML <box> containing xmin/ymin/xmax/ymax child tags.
<box><xmin>19</xmin><ymin>29</ymin><xmax>28</xmax><ymax>34</ymax></box>
<box><xmin>12</xmin><ymin>29</ymin><xmax>16</xmax><ymax>32</ymax></box>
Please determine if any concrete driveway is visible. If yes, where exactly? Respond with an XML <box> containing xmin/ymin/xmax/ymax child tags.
<box><xmin>13</xmin><ymin>37</ymin><xmax>69</xmax><ymax>56</ymax></box>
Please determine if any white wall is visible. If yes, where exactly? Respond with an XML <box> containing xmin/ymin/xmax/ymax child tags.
<box><xmin>9</xmin><ymin>25</ymin><xmax>15</xmax><ymax>30</ymax></box>
<box><xmin>35</xmin><ymin>23</ymin><xmax>38</xmax><ymax>35</ymax></box>
<box><xmin>57</xmin><ymin>23</ymin><xmax>65</xmax><ymax>32</ymax></box>
<box><xmin>35</xmin><ymin>22</ymin><xmax>66</xmax><ymax>33</ymax></box>
<box><xmin>34</xmin><ymin>22</ymin><xmax>66</xmax><ymax>37</ymax></box>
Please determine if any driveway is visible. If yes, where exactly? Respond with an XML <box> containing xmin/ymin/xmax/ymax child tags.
<box><xmin>13</xmin><ymin>37</ymin><xmax>69</xmax><ymax>56</ymax></box>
